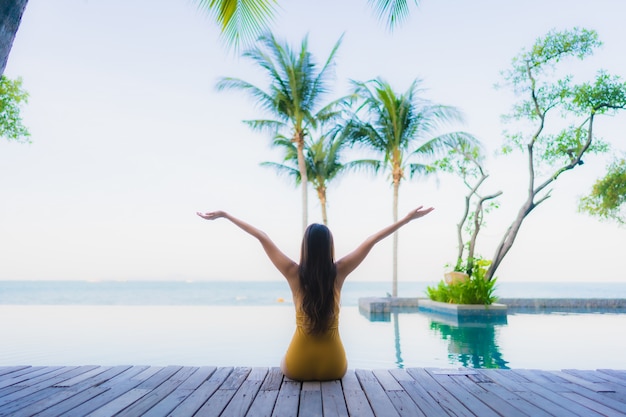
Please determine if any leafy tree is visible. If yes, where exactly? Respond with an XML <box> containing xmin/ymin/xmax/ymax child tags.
<box><xmin>344</xmin><ymin>78</ymin><xmax>476</xmax><ymax>296</ymax></box>
<box><xmin>579</xmin><ymin>158</ymin><xmax>626</xmax><ymax>225</ymax></box>
<box><xmin>0</xmin><ymin>75</ymin><xmax>29</xmax><ymax>142</ymax></box>
<box><xmin>486</xmin><ymin>27</ymin><xmax>626</xmax><ymax>281</ymax></box>
<box><xmin>262</xmin><ymin>130</ymin><xmax>376</xmax><ymax>225</ymax></box>
<box><xmin>436</xmin><ymin>140</ymin><xmax>501</xmax><ymax>275</ymax></box>
<box><xmin>216</xmin><ymin>33</ymin><xmax>345</xmax><ymax>232</ymax></box>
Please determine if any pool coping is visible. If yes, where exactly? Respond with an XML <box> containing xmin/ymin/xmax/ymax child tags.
<box><xmin>358</xmin><ymin>296</ymin><xmax>626</xmax><ymax>322</ymax></box>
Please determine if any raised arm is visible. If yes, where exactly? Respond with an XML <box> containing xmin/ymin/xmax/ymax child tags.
<box><xmin>335</xmin><ymin>206</ymin><xmax>434</xmax><ymax>285</ymax></box>
<box><xmin>196</xmin><ymin>211</ymin><xmax>298</xmax><ymax>281</ymax></box>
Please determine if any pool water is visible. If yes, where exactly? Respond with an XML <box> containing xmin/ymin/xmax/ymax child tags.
<box><xmin>1</xmin><ymin>305</ymin><xmax>625</xmax><ymax>370</ymax></box>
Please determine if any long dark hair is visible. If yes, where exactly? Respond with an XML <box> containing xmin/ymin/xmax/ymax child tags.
<box><xmin>298</xmin><ymin>223</ymin><xmax>337</xmax><ymax>335</ymax></box>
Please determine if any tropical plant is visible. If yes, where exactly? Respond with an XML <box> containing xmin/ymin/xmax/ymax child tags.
<box><xmin>0</xmin><ymin>75</ymin><xmax>29</xmax><ymax>143</ymax></box>
<box><xmin>579</xmin><ymin>158</ymin><xmax>626</xmax><ymax>225</ymax></box>
<box><xmin>262</xmin><ymin>129</ymin><xmax>376</xmax><ymax>225</ymax></box>
<box><xmin>427</xmin><ymin>258</ymin><xmax>498</xmax><ymax>305</ymax></box>
<box><xmin>216</xmin><ymin>33</ymin><xmax>345</xmax><ymax>232</ymax></box>
<box><xmin>344</xmin><ymin>77</ymin><xmax>477</xmax><ymax>296</ymax></box>
<box><xmin>485</xmin><ymin>27</ymin><xmax>626</xmax><ymax>281</ymax></box>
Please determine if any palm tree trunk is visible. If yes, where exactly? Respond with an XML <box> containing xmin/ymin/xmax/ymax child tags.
<box><xmin>317</xmin><ymin>187</ymin><xmax>328</xmax><ymax>226</ymax></box>
<box><xmin>0</xmin><ymin>0</ymin><xmax>28</xmax><ymax>76</ymax></box>
<box><xmin>295</xmin><ymin>137</ymin><xmax>308</xmax><ymax>234</ymax></box>
<box><xmin>392</xmin><ymin>179</ymin><xmax>399</xmax><ymax>297</ymax></box>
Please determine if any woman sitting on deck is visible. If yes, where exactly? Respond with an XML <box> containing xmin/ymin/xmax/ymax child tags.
<box><xmin>196</xmin><ymin>206</ymin><xmax>434</xmax><ymax>381</ymax></box>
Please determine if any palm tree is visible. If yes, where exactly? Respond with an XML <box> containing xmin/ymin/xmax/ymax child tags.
<box><xmin>262</xmin><ymin>130</ymin><xmax>376</xmax><ymax>225</ymax></box>
<box><xmin>216</xmin><ymin>33</ymin><xmax>344</xmax><ymax>233</ymax></box>
<box><xmin>344</xmin><ymin>78</ymin><xmax>476</xmax><ymax>297</ymax></box>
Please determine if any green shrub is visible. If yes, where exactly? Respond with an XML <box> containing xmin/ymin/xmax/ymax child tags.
<box><xmin>427</xmin><ymin>259</ymin><xmax>498</xmax><ymax>305</ymax></box>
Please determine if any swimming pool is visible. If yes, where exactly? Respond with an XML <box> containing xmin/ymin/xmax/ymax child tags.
<box><xmin>1</xmin><ymin>305</ymin><xmax>625</xmax><ymax>370</ymax></box>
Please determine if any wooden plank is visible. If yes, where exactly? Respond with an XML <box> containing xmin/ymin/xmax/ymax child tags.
<box><xmin>168</xmin><ymin>367</ymin><xmax>232</xmax><ymax>417</ymax></box>
<box><xmin>129</xmin><ymin>366</ymin><xmax>164</xmax><ymax>383</ymax></box>
<box><xmin>468</xmin><ymin>377</ymin><xmax>553</xmax><ymax>417</ymax></box>
<box><xmin>476</xmin><ymin>369</ymin><xmax>529</xmax><ymax>392</ymax></box>
<box><xmin>11</xmin><ymin>366</ymin><xmax>132</xmax><ymax>417</ymax></box>
<box><xmin>0</xmin><ymin>366</ymin><xmax>44</xmax><ymax>381</ymax></box>
<box><xmin>356</xmin><ymin>369</ymin><xmax>400</xmax><ymax>417</ymax></box>
<box><xmin>85</xmin><ymin>366</ymin><xmax>186</xmax><ymax>417</ymax></box>
<box><xmin>555</xmin><ymin>382</ymin><xmax>626</xmax><ymax>416</ymax></box>
<box><xmin>299</xmin><ymin>381</ymin><xmax>322</xmax><ymax>417</ymax></box>
<box><xmin>32</xmin><ymin>365</ymin><xmax>147</xmax><ymax>417</ymax></box>
<box><xmin>194</xmin><ymin>367</ymin><xmax>251</xmax><ymax>417</ymax></box>
<box><xmin>341</xmin><ymin>370</ymin><xmax>374</xmax><ymax>417</ymax></box>
<box><xmin>511</xmin><ymin>369</ymin><xmax>556</xmax><ymax>384</ymax></box>
<box><xmin>560</xmin><ymin>391</ymin><xmax>626</xmax><ymax>417</ymax></box>
<box><xmin>321</xmin><ymin>380</ymin><xmax>349</xmax><ymax>417</ymax></box>
<box><xmin>426</xmin><ymin>370</ymin><xmax>501</xmax><ymax>417</ymax></box>
<box><xmin>246</xmin><ymin>367</ymin><xmax>283</xmax><ymax>417</ymax></box>
<box><xmin>54</xmin><ymin>366</ymin><xmax>109</xmax><ymax>387</ymax></box>
<box><xmin>0</xmin><ymin>366</ymin><xmax>75</xmax><ymax>404</ymax></box>
<box><xmin>53</xmin><ymin>365</ymin><xmax>156</xmax><ymax>417</ymax></box>
<box><xmin>550</xmin><ymin>370</ymin><xmax>616</xmax><ymax>392</ymax></box>
<box><xmin>115</xmin><ymin>366</ymin><xmax>199</xmax><ymax>417</ymax></box>
<box><xmin>136</xmin><ymin>365</ymin><xmax>183</xmax><ymax>389</ymax></box>
<box><xmin>371</xmin><ymin>370</ymin><xmax>424</xmax><ymax>417</ymax></box>
<box><xmin>599</xmin><ymin>370</ymin><xmax>626</xmax><ymax>382</ymax></box>
<box><xmin>0</xmin><ymin>367</ymin><xmax>30</xmax><ymax>378</ymax></box>
<box><xmin>384</xmin><ymin>390</ymin><xmax>426</xmax><ymax>417</ymax></box>
<box><xmin>563</xmin><ymin>369</ymin><xmax>616</xmax><ymax>383</ymax></box>
<box><xmin>565</xmin><ymin>370</ymin><xmax>626</xmax><ymax>390</ymax></box>
<box><xmin>453</xmin><ymin>370</ymin><xmax>552</xmax><ymax>417</ymax></box>
<box><xmin>13</xmin><ymin>366</ymin><xmax>80</xmax><ymax>388</ymax></box>
<box><xmin>0</xmin><ymin>366</ymin><xmax>61</xmax><ymax>389</ymax></box>
<box><xmin>388</xmin><ymin>369</ymin><xmax>444</xmax><ymax>417</ymax></box>
<box><xmin>407</xmin><ymin>368</ymin><xmax>476</xmax><ymax>417</ymax></box>
<box><xmin>220</xmin><ymin>367</ymin><xmax>268</xmax><ymax>417</ymax></box>
<box><xmin>141</xmin><ymin>366</ymin><xmax>217</xmax><ymax>417</ymax></box>
<box><xmin>373</xmin><ymin>369</ymin><xmax>403</xmax><ymax>391</ymax></box>
<box><xmin>271</xmin><ymin>378</ymin><xmax>301</xmax><ymax>417</ymax></box>
<box><xmin>85</xmin><ymin>387</ymin><xmax>151</xmax><ymax>417</ymax></box>
<box><xmin>0</xmin><ymin>366</ymin><xmax>97</xmax><ymax>413</ymax></box>
<box><xmin>523</xmin><ymin>381</ymin><xmax>607</xmax><ymax>417</ymax></box>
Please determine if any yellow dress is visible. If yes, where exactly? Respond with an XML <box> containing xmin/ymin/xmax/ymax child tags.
<box><xmin>282</xmin><ymin>294</ymin><xmax>347</xmax><ymax>381</ymax></box>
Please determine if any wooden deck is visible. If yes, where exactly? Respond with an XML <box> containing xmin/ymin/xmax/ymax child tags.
<box><xmin>1</xmin><ymin>366</ymin><xmax>625</xmax><ymax>416</ymax></box>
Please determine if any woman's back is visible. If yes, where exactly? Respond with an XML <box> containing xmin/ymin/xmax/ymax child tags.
<box><xmin>282</xmin><ymin>287</ymin><xmax>347</xmax><ymax>381</ymax></box>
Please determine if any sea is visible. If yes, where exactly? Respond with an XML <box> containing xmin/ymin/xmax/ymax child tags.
<box><xmin>1</xmin><ymin>280</ymin><xmax>626</xmax><ymax>306</ymax></box>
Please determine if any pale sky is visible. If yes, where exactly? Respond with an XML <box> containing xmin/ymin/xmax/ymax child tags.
<box><xmin>1</xmin><ymin>0</ymin><xmax>625</xmax><ymax>285</ymax></box>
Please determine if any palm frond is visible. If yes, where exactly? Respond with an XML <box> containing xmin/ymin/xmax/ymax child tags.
<box><xmin>243</xmin><ymin>119</ymin><xmax>286</xmax><ymax>134</ymax></box>
<box><xmin>215</xmin><ymin>77</ymin><xmax>278</xmax><ymax>115</ymax></box>
<box><xmin>260</xmin><ymin>161</ymin><xmax>302</xmax><ymax>185</ymax></box>
<box><xmin>195</xmin><ymin>0</ymin><xmax>278</xmax><ymax>50</ymax></box>
<box><xmin>367</xmin><ymin>0</ymin><xmax>418</xmax><ymax>30</ymax></box>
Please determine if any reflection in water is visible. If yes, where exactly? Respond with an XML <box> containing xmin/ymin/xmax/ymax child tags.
<box><xmin>429</xmin><ymin>320</ymin><xmax>509</xmax><ymax>369</ymax></box>
<box><xmin>359</xmin><ymin>307</ymin><xmax>509</xmax><ymax>369</ymax></box>
<box><xmin>393</xmin><ymin>312</ymin><xmax>403</xmax><ymax>368</ymax></box>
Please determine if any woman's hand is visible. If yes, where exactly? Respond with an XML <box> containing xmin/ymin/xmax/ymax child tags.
<box><xmin>196</xmin><ymin>211</ymin><xmax>226</xmax><ymax>220</ymax></box>
<box><xmin>404</xmin><ymin>206</ymin><xmax>434</xmax><ymax>222</ymax></box>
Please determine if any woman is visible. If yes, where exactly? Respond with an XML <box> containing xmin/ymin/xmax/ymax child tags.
<box><xmin>196</xmin><ymin>206</ymin><xmax>434</xmax><ymax>381</ymax></box>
